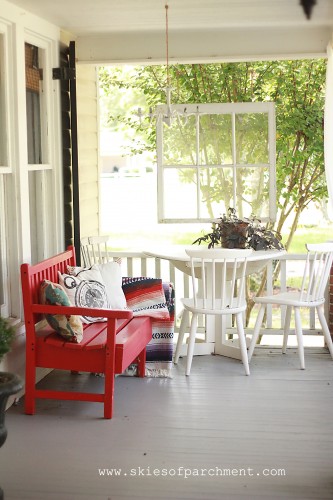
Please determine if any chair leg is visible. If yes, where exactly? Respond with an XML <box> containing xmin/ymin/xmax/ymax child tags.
<box><xmin>294</xmin><ymin>307</ymin><xmax>305</xmax><ymax>370</ymax></box>
<box><xmin>174</xmin><ymin>309</ymin><xmax>188</xmax><ymax>364</ymax></box>
<box><xmin>185</xmin><ymin>313</ymin><xmax>198</xmax><ymax>376</ymax></box>
<box><xmin>282</xmin><ymin>306</ymin><xmax>292</xmax><ymax>354</ymax></box>
<box><xmin>316</xmin><ymin>305</ymin><xmax>333</xmax><ymax>360</ymax></box>
<box><xmin>235</xmin><ymin>313</ymin><xmax>250</xmax><ymax>376</ymax></box>
<box><xmin>248</xmin><ymin>304</ymin><xmax>265</xmax><ymax>362</ymax></box>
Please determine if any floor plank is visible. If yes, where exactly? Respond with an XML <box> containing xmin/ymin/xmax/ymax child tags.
<box><xmin>1</xmin><ymin>349</ymin><xmax>333</xmax><ymax>499</ymax></box>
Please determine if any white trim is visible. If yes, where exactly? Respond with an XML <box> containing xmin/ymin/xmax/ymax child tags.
<box><xmin>76</xmin><ymin>27</ymin><xmax>330</xmax><ymax>65</ymax></box>
<box><xmin>156</xmin><ymin>101</ymin><xmax>276</xmax><ymax>115</ymax></box>
<box><xmin>27</xmin><ymin>164</ymin><xmax>52</xmax><ymax>171</ymax></box>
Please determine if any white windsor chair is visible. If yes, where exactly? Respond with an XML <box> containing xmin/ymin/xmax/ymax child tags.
<box><xmin>248</xmin><ymin>243</ymin><xmax>333</xmax><ymax>369</ymax></box>
<box><xmin>173</xmin><ymin>247</ymin><xmax>253</xmax><ymax>376</ymax></box>
<box><xmin>80</xmin><ymin>236</ymin><xmax>113</xmax><ymax>267</ymax></box>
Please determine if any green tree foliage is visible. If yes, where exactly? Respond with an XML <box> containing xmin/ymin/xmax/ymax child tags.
<box><xmin>99</xmin><ymin>60</ymin><xmax>327</xmax><ymax>249</ymax></box>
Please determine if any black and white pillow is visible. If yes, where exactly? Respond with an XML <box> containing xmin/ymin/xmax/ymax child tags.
<box><xmin>68</xmin><ymin>263</ymin><xmax>127</xmax><ymax>310</ymax></box>
<box><xmin>58</xmin><ymin>268</ymin><xmax>109</xmax><ymax>324</ymax></box>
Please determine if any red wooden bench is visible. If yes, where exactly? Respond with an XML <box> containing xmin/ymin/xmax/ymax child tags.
<box><xmin>20</xmin><ymin>246</ymin><xmax>152</xmax><ymax>419</ymax></box>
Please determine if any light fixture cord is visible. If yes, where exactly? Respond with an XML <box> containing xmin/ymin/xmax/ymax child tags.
<box><xmin>165</xmin><ymin>3</ymin><xmax>169</xmax><ymax>87</ymax></box>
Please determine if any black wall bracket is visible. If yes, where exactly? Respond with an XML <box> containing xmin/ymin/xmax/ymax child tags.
<box><xmin>52</xmin><ymin>67</ymin><xmax>76</xmax><ymax>81</ymax></box>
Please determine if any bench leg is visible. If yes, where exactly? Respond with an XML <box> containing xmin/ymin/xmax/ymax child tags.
<box><xmin>104</xmin><ymin>342</ymin><xmax>117</xmax><ymax>419</ymax></box>
<box><xmin>25</xmin><ymin>347</ymin><xmax>36</xmax><ymax>415</ymax></box>
<box><xmin>104</xmin><ymin>369</ymin><xmax>115</xmax><ymax>419</ymax></box>
<box><xmin>25</xmin><ymin>389</ymin><xmax>35</xmax><ymax>415</ymax></box>
<box><xmin>136</xmin><ymin>347</ymin><xmax>147</xmax><ymax>378</ymax></box>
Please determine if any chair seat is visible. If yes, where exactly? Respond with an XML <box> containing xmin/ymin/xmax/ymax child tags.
<box><xmin>182</xmin><ymin>297</ymin><xmax>247</xmax><ymax>315</ymax></box>
<box><xmin>254</xmin><ymin>291</ymin><xmax>325</xmax><ymax>307</ymax></box>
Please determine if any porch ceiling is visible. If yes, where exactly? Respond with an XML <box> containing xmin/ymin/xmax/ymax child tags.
<box><xmin>8</xmin><ymin>0</ymin><xmax>333</xmax><ymax>63</ymax></box>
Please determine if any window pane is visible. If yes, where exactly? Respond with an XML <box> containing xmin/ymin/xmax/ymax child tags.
<box><xmin>163</xmin><ymin>168</ymin><xmax>198</xmax><ymax>218</ymax></box>
<box><xmin>235</xmin><ymin>113</ymin><xmax>268</xmax><ymax>164</ymax></box>
<box><xmin>29</xmin><ymin>170</ymin><xmax>52</xmax><ymax>264</ymax></box>
<box><xmin>235</xmin><ymin>166</ymin><xmax>270</xmax><ymax>219</ymax></box>
<box><xmin>26</xmin><ymin>91</ymin><xmax>42</xmax><ymax>164</ymax></box>
<box><xmin>199</xmin><ymin>167</ymin><xmax>233</xmax><ymax>218</ymax></box>
<box><xmin>163</xmin><ymin>115</ymin><xmax>196</xmax><ymax>165</ymax></box>
<box><xmin>25</xmin><ymin>43</ymin><xmax>45</xmax><ymax>164</ymax></box>
<box><xmin>199</xmin><ymin>114</ymin><xmax>232</xmax><ymax>165</ymax></box>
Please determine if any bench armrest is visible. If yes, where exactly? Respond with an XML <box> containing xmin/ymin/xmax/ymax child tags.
<box><xmin>31</xmin><ymin>304</ymin><xmax>133</xmax><ymax>320</ymax></box>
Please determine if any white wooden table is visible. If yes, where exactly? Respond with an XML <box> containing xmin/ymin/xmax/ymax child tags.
<box><xmin>144</xmin><ymin>246</ymin><xmax>286</xmax><ymax>360</ymax></box>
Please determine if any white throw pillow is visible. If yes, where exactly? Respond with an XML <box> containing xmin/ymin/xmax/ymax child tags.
<box><xmin>96</xmin><ymin>262</ymin><xmax>127</xmax><ymax>310</ymax></box>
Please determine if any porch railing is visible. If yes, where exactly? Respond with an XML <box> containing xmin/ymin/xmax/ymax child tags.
<box><xmin>81</xmin><ymin>242</ymin><xmax>328</xmax><ymax>344</ymax></box>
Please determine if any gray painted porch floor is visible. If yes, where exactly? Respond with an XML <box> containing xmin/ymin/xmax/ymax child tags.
<box><xmin>1</xmin><ymin>348</ymin><xmax>333</xmax><ymax>500</ymax></box>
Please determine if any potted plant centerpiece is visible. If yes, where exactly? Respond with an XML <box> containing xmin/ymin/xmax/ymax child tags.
<box><xmin>0</xmin><ymin>316</ymin><xmax>23</xmax><ymax>448</ymax></box>
<box><xmin>193</xmin><ymin>207</ymin><xmax>284</xmax><ymax>250</ymax></box>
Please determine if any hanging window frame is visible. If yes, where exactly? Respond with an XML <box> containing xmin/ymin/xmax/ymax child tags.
<box><xmin>156</xmin><ymin>101</ymin><xmax>276</xmax><ymax>223</ymax></box>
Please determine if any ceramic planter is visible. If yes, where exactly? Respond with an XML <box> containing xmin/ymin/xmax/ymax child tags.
<box><xmin>220</xmin><ymin>221</ymin><xmax>249</xmax><ymax>249</ymax></box>
<box><xmin>0</xmin><ymin>372</ymin><xmax>23</xmax><ymax>500</ymax></box>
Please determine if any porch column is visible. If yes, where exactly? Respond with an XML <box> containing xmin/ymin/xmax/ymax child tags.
<box><xmin>330</xmin><ymin>267</ymin><xmax>333</xmax><ymax>333</ymax></box>
<box><xmin>324</xmin><ymin>43</ymin><xmax>333</xmax><ymax>210</ymax></box>
<box><xmin>324</xmin><ymin>42</ymin><xmax>333</xmax><ymax>333</ymax></box>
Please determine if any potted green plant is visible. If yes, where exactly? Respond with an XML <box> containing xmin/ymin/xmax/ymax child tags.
<box><xmin>193</xmin><ymin>207</ymin><xmax>284</xmax><ymax>250</ymax></box>
<box><xmin>0</xmin><ymin>316</ymin><xmax>23</xmax><ymax>496</ymax></box>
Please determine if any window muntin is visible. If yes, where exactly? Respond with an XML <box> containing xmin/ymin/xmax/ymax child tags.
<box><xmin>157</xmin><ymin>102</ymin><xmax>276</xmax><ymax>223</ymax></box>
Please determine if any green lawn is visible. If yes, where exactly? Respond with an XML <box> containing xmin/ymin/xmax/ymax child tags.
<box><xmin>173</xmin><ymin>225</ymin><xmax>333</xmax><ymax>252</ymax></box>
<box><xmin>105</xmin><ymin>224</ymin><xmax>333</xmax><ymax>252</ymax></box>
<box><xmin>284</xmin><ymin>226</ymin><xmax>333</xmax><ymax>253</ymax></box>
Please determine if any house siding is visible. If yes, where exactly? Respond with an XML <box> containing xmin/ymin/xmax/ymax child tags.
<box><xmin>76</xmin><ymin>64</ymin><xmax>100</xmax><ymax>238</ymax></box>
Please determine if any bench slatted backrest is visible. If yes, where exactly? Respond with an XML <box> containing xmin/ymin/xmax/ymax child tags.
<box><xmin>21</xmin><ymin>246</ymin><xmax>76</xmax><ymax>325</ymax></box>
